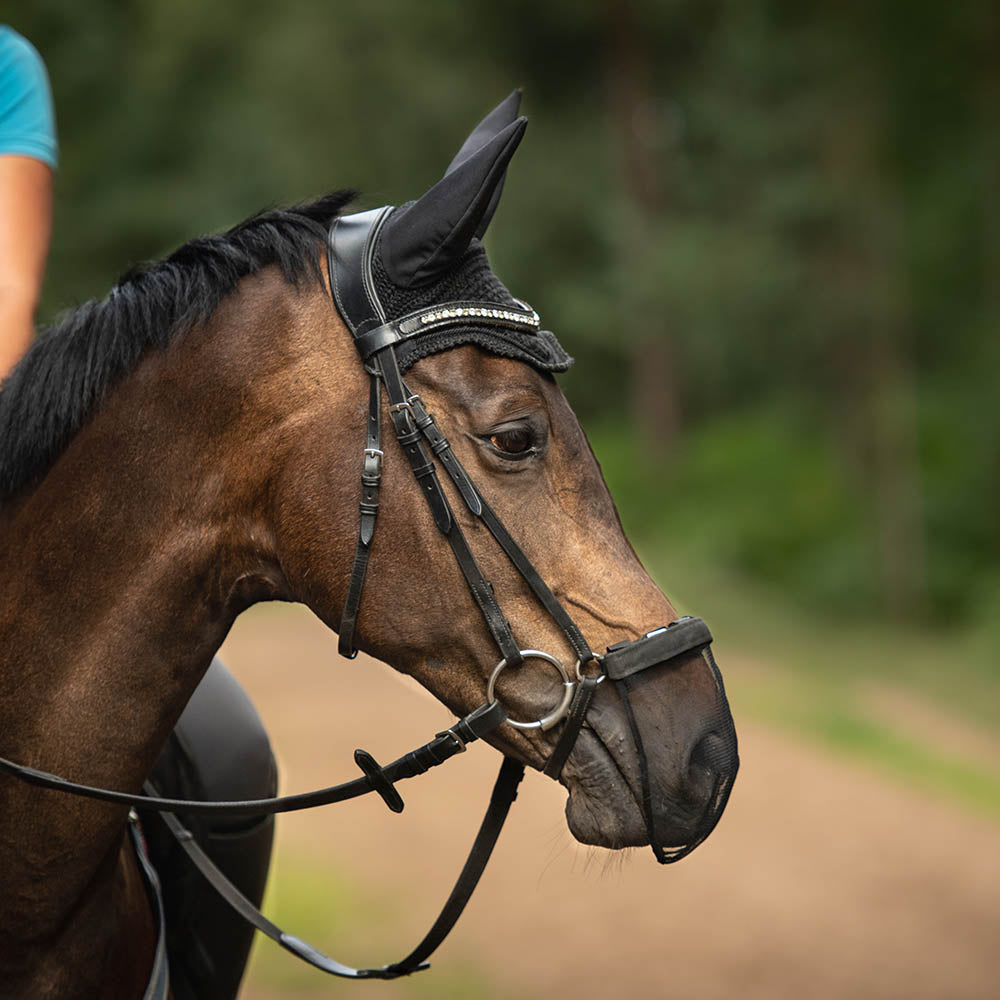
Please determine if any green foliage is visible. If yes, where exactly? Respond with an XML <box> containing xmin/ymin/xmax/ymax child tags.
<box><xmin>816</xmin><ymin>709</ymin><xmax>1000</xmax><ymax>815</ymax></box>
<box><xmin>6</xmin><ymin>0</ymin><xmax>997</xmax><ymax>625</ymax></box>
<box><xmin>591</xmin><ymin>405</ymin><xmax>880</xmax><ymax>610</ymax></box>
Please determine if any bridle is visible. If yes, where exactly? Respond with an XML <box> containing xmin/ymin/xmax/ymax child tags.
<box><xmin>324</xmin><ymin>205</ymin><xmax>729</xmax><ymax>838</ymax></box>
<box><xmin>0</xmin><ymin>208</ymin><xmax>729</xmax><ymax>981</ymax></box>
<box><xmin>329</xmin><ymin>206</ymin><xmax>599</xmax><ymax>739</ymax></box>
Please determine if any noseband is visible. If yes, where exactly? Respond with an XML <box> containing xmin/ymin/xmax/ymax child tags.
<box><xmin>0</xmin><ymin>208</ymin><xmax>727</xmax><ymax>982</ymax></box>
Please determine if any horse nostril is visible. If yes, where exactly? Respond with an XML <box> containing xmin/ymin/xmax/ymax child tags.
<box><xmin>690</xmin><ymin>730</ymin><xmax>738</xmax><ymax>778</ymax></box>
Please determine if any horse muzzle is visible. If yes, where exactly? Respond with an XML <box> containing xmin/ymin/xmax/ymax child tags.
<box><xmin>563</xmin><ymin>618</ymin><xmax>740</xmax><ymax>862</ymax></box>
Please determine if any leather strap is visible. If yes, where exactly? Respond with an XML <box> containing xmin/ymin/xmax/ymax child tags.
<box><xmin>338</xmin><ymin>374</ymin><xmax>383</xmax><ymax>658</ymax></box>
<box><xmin>400</xmin><ymin>378</ymin><xmax>593</xmax><ymax>666</ymax></box>
<box><xmin>0</xmin><ymin>701</ymin><xmax>506</xmax><ymax>817</ymax></box>
<box><xmin>353</xmin><ymin>322</ymin><xmax>402</xmax><ymax>359</ymax></box>
<box><xmin>604</xmin><ymin>617</ymin><xmax>711</xmax><ymax>681</ymax></box>
<box><xmin>377</xmin><ymin>346</ymin><xmax>523</xmax><ymax>667</ymax></box>
<box><xmin>378</xmin><ymin>756</ymin><xmax>524</xmax><ymax>977</ymax></box>
<box><xmin>353</xmin><ymin>301</ymin><xmax>540</xmax><ymax>362</ymax></box>
<box><xmin>476</xmin><ymin>495</ymin><xmax>593</xmax><ymax>663</ymax></box>
<box><xmin>129</xmin><ymin>814</ymin><xmax>171</xmax><ymax>1000</ymax></box>
<box><xmin>408</xmin><ymin>394</ymin><xmax>481</xmax><ymax>514</ymax></box>
<box><xmin>542</xmin><ymin>675</ymin><xmax>602</xmax><ymax>779</ymax></box>
<box><xmin>146</xmin><ymin>756</ymin><xmax>525</xmax><ymax>980</ymax></box>
<box><xmin>327</xmin><ymin>207</ymin><xmax>392</xmax><ymax>336</ymax></box>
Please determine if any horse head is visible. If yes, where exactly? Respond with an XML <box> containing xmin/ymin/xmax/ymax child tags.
<box><xmin>273</xmin><ymin>92</ymin><xmax>739</xmax><ymax>859</ymax></box>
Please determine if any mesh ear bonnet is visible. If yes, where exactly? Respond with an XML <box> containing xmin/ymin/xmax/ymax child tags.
<box><xmin>327</xmin><ymin>90</ymin><xmax>572</xmax><ymax>375</ymax></box>
<box><xmin>368</xmin><ymin>227</ymin><xmax>572</xmax><ymax>375</ymax></box>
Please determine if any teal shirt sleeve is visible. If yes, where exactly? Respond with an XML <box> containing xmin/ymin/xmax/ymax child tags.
<box><xmin>0</xmin><ymin>26</ymin><xmax>58</xmax><ymax>169</ymax></box>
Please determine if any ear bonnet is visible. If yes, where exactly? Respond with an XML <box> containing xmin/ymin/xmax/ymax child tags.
<box><xmin>327</xmin><ymin>91</ymin><xmax>572</xmax><ymax>374</ymax></box>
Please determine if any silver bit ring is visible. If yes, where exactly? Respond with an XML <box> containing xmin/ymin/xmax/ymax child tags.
<box><xmin>487</xmin><ymin>650</ymin><xmax>575</xmax><ymax>731</ymax></box>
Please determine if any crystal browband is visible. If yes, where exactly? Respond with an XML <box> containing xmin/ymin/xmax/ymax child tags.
<box><xmin>414</xmin><ymin>303</ymin><xmax>540</xmax><ymax>328</ymax></box>
<box><xmin>354</xmin><ymin>300</ymin><xmax>542</xmax><ymax>361</ymax></box>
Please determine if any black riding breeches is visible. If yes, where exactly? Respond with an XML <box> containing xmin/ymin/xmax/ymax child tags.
<box><xmin>140</xmin><ymin>658</ymin><xmax>277</xmax><ymax>1000</ymax></box>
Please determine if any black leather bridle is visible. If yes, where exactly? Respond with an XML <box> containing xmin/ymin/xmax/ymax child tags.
<box><xmin>0</xmin><ymin>208</ymin><xmax>727</xmax><ymax>981</ymax></box>
<box><xmin>324</xmin><ymin>206</ymin><xmax>726</xmax><ymax>825</ymax></box>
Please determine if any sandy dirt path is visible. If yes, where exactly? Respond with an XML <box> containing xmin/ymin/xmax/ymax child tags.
<box><xmin>220</xmin><ymin>605</ymin><xmax>999</xmax><ymax>1000</ymax></box>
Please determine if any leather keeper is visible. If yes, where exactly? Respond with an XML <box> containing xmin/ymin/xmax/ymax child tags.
<box><xmin>355</xmin><ymin>322</ymin><xmax>403</xmax><ymax>359</ymax></box>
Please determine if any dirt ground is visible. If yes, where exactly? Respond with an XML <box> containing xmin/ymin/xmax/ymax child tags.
<box><xmin>221</xmin><ymin>605</ymin><xmax>999</xmax><ymax>1000</ymax></box>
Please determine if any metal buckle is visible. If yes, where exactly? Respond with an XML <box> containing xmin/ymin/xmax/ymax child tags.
<box><xmin>486</xmin><ymin>650</ymin><xmax>575</xmax><ymax>732</ymax></box>
<box><xmin>362</xmin><ymin>447</ymin><xmax>383</xmax><ymax>476</ymax></box>
<box><xmin>389</xmin><ymin>393</ymin><xmax>421</xmax><ymax>418</ymax></box>
<box><xmin>434</xmin><ymin>727</ymin><xmax>467</xmax><ymax>753</ymax></box>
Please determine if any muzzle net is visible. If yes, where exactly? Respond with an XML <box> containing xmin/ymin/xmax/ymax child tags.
<box><xmin>605</xmin><ymin>622</ymin><xmax>739</xmax><ymax>863</ymax></box>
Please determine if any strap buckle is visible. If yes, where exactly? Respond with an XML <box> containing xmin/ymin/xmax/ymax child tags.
<box><xmin>389</xmin><ymin>394</ymin><xmax>421</xmax><ymax>418</ymax></box>
<box><xmin>362</xmin><ymin>447</ymin><xmax>383</xmax><ymax>478</ymax></box>
<box><xmin>434</xmin><ymin>727</ymin><xmax>468</xmax><ymax>754</ymax></box>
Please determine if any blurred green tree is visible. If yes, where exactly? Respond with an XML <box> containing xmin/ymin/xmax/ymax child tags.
<box><xmin>5</xmin><ymin>0</ymin><xmax>996</xmax><ymax>625</ymax></box>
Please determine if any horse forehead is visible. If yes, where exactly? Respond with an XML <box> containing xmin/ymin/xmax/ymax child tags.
<box><xmin>408</xmin><ymin>346</ymin><xmax>553</xmax><ymax>408</ymax></box>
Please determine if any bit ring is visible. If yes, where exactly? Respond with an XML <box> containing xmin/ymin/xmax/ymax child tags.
<box><xmin>487</xmin><ymin>650</ymin><xmax>575</xmax><ymax>731</ymax></box>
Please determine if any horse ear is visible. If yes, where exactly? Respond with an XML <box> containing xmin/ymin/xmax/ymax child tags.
<box><xmin>380</xmin><ymin>116</ymin><xmax>527</xmax><ymax>288</ymax></box>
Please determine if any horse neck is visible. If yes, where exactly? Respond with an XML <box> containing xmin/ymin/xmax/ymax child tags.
<box><xmin>0</xmin><ymin>269</ymin><xmax>355</xmax><ymax>974</ymax></box>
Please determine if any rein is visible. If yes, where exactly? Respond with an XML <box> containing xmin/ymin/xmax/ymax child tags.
<box><xmin>0</xmin><ymin>207</ymin><xmax>723</xmax><ymax>982</ymax></box>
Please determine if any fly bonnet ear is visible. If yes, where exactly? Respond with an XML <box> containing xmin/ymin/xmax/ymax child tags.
<box><xmin>444</xmin><ymin>89</ymin><xmax>522</xmax><ymax>237</ymax></box>
<box><xmin>379</xmin><ymin>98</ymin><xmax>527</xmax><ymax>289</ymax></box>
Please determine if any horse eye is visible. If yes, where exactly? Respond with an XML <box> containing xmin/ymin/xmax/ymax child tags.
<box><xmin>489</xmin><ymin>428</ymin><xmax>533</xmax><ymax>455</ymax></box>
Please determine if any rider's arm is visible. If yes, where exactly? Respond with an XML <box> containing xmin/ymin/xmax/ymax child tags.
<box><xmin>0</xmin><ymin>155</ymin><xmax>52</xmax><ymax>379</ymax></box>
<box><xmin>0</xmin><ymin>28</ymin><xmax>57</xmax><ymax>381</ymax></box>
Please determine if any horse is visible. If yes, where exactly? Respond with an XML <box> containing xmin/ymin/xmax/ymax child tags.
<box><xmin>0</xmin><ymin>92</ymin><xmax>738</xmax><ymax>999</ymax></box>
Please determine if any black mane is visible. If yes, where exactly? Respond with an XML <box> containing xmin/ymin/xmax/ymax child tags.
<box><xmin>0</xmin><ymin>191</ymin><xmax>354</xmax><ymax>500</ymax></box>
